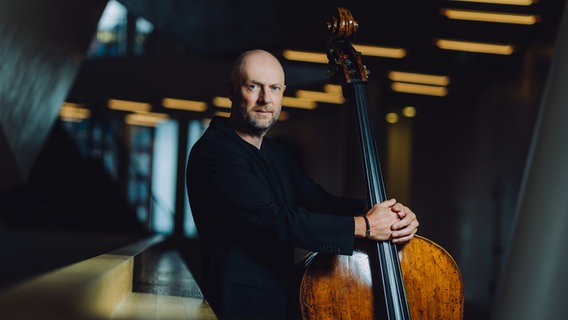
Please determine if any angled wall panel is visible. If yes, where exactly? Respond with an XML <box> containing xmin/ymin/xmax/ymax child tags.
<box><xmin>0</xmin><ymin>0</ymin><xmax>107</xmax><ymax>192</ymax></box>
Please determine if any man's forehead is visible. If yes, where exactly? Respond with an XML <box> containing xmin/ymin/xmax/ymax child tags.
<box><xmin>241</xmin><ymin>55</ymin><xmax>284</xmax><ymax>80</ymax></box>
<box><xmin>240</xmin><ymin>68</ymin><xmax>285</xmax><ymax>85</ymax></box>
<box><xmin>242</xmin><ymin>77</ymin><xmax>285</xmax><ymax>85</ymax></box>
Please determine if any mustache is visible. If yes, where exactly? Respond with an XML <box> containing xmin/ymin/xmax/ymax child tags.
<box><xmin>253</xmin><ymin>106</ymin><xmax>273</xmax><ymax>112</ymax></box>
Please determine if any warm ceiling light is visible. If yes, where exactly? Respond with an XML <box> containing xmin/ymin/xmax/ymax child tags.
<box><xmin>125</xmin><ymin>112</ymin><xmax>168</xmax><ymax>127</ymax></box>
<box><xmin>212</xmin><ymin>96</ymin><xmax>232</xmax><ymax>109</ymax></box>
<box><xmin>108</xmin><ymin>99</ymin><xmax>151</xmax><ymax>112</ymax></box>
<box><xmin>436</xmin><ymin>39</ymin><xmax>514</xmax><ymax>55</ymax></box>
<box><xmin>385</xmin><ymin>112</ymin><xmax>399</xmax><ymax>124</ymax></box>
<box><xmin>402</xmin><ymin>106</ymin><xmax>417</xmax><ymax>118</ymax></box>
<box><xmin>295</xmin><ymin>90</ymin><xmax>346</xmax><ymax>104</ymax></box>
<box><xmin>391</xmin><ymin>82</ymin><xmax>448</xmax><ymax>97</ymax></box>
<box><xmin>282</xmin><ymin>96</ymin><xmax>317</xmax><ymax>109</ymax></box>
<box><xmin>283</xmin><ymin>45</ymin><xmax>406</xmax><ymax>64</ymax></box>
<box><xmin>441</xmin><ymin>8</ymin><xmax>539</xmax><ymax>25</ymax></box>
<box><xmin>214</xmin><ymin>111</ymin><xmax>231</xmax><ymax>118</ymax></box>
<box><xmin>388</xmin><ymin>71</ymin><xmax>450</xmax><ymax>86</ymax></box>
<box><xmin>353</xmin><ymin>44</ymin><xmax>406</xmax><ymax>58</ymax></box>
<box><xmin>162</xmin><ymin>98</ymin><xmax>208</xmax><ymax>112</ymax></box>
<box><xmin>324</xmin><ymin>84</ymin><xmax>343</xmax><ymax>94</ymax></box>
<box><xmin>59</xmin><ymin>102</ymin><xmax>91</xmax><ymax>122</ymax></box>
<box><xmin>282</xmin><ymin>50</ymin><xmax>328</xmax><ymax>64</ymax></box>
<box><xmin>449</xmin><ymin>0</ymin><xmax>534</xmax><ymax>5</ymax></box>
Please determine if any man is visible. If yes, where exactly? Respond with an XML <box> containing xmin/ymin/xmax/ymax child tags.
<box><xmin>186</xmin><ymin>49</ymin><xmax>419</xmax><ymax>319</ymax></box>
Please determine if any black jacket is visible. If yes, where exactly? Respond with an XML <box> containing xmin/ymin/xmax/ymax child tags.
<box><xmin>186</xmin><ymin>117</ymin><xmax>365</xmax><ymax>319</ymax></box>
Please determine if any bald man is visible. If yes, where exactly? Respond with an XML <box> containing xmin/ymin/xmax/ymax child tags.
<box><xmin>186</xmin><ymin>49</ymin><xmax>418</xmax><ymax>319</ymax></box>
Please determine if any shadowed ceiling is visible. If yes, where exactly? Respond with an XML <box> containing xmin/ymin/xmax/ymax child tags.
<box><xmin>117</xmin><ymin>0</ymin><xmax>562</xmax><ymax>56</ymax></box>
<box><xmin>69</xmin><ymin>0</ymin><xmax>565</xmax><ymax>112</ymax></box>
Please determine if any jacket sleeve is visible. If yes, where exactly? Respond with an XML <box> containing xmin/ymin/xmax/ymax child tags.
<box><xmin>187</xmin><ymin>134</ymin><xmax>358</xmax><ymax>255</ymax></box>
<box><xmin>292</xmin><ymin>168</ymin><xmax>367</xmax><ymax>216</ymax></box>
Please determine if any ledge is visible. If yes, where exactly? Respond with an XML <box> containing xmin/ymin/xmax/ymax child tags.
<box><xmin>0</xmin><ymin>235</ymin><xmax>216</xmax><ymax>320</ymax></box>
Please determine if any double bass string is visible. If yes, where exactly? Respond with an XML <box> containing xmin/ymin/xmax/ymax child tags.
<box><xmin>352</xmin><ymin>80</ymin><xmax>411</xmax><ymax>320</ymax></box>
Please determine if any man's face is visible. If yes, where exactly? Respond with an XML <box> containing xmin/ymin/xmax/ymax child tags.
<box><xmin>231</xmin><ymin>52</ymin><xmax>286</xmax><ymax>136</ymax></box>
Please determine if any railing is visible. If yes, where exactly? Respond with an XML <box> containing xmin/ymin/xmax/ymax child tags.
<box><xmin>0</xmin><ymin>235</ymin><xmax>216</xmax><ymax>320</ymax></box>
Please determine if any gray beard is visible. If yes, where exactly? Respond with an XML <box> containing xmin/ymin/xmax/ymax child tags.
<box><xmin>239</xmin><ymin>108</ymin><xmax>280</xmax><ymax>137</ymax></box>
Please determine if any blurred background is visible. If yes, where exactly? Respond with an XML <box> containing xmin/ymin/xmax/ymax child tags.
<box><xmin>0</xmin><ymin>0</ymin><xmax>566</xmax><ymax>319</ymax></box>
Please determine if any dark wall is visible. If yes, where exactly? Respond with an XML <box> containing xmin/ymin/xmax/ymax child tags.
<box><xmin>0</xmin><ymin>0</ymin><xmax>107</xmax><ymax>192</ymax></box>
<box><xmin>0</xmin><ymin>120</ymin><xmax>142</xmax><ymax>233</ymax></box>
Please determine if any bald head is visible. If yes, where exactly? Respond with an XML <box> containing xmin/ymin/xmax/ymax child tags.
<box><xmin>229</xmin><ymin>50</ymin><xmax>285</xmax><ymax>95</ymax></box>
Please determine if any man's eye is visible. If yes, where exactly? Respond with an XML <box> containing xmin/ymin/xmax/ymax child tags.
<box><xmin>246</xmin><ymin>83</ymin><xmax>259</xmax><ymax>91</ymax></box>
<box><xmin>270</xmin><ymin>85</ymin><xmax>282</xmax><ymax>92</ymax></box>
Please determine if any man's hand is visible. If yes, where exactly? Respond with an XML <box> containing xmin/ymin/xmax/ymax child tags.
<box><xmin>355</xmin><ymin>199</ymin><xmax>419</xmax><ymax>244</ymax></box>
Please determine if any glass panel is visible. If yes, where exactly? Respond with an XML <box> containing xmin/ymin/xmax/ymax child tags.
<box><xmin>151</xmin><ymin>119</ymin><xmax>178</xmax><ymax>234</ymax></box>
<box><xmin>184</xmin><ymin>120</ymin><xmax>208</xmax><ymax>238</ymax></box>
<box><xmin>128</xmin><ymin>125</ymin><xmax>152</xmax><ymax>229</ymax></box>
<box><xmin>87</xmin><ymin>0</ymin><xmax>154</xmax><ymax>58</ymax></box>
<box><xmin>88</xmin><ymin>0</ymin><xmax>127</xmax><ymax>58</ymax></box>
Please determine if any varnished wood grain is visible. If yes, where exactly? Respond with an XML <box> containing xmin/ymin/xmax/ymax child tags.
<box><xmin>300</xmin><ymin>249</ymin><xmax>375</xmax><ymax>319</ymax></box>
<box><xmin>401</xmin><ymin>236</ymin><xmax>464</xmax><ymax>320</ymax></box>
<box><xmin>299</xmin><ymin>236</ymin><xmax>464</xmax><ymax>319</ymax></box>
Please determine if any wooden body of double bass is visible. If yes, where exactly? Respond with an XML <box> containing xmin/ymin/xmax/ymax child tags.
<box><xmin>299</xmin><ymin>236</ymin><xmax>464</xmax><ymax>319</ymax></box>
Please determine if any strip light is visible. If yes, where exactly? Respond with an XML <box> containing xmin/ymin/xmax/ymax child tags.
<box><xmin>353</xmin><ymin>44</ymin><xmax>406</xmax><ymax>58</ymax></box>
<box><xmin>388</xmin><ymin>71</ymin><xmax>450</xmax><ymax>86</ymax></box>
<box><xmin>162</xmin><ymin>98</ymin><xmax>208</xmax><ymax>112</ymax></box>
<box><xmin>59</xmin><ymin>102</ymin><xmax>91</xmax><ymax>122</ymax></box>
<box><xmin>108</xmin><ymin>99</ymin><xmax>151</xmax><ymax>112</ymax></box>
<box><xmin>391</xmin><ymin>82</ymin><xmax>448</xmax><ymax>97</ymax></box>
<box><xmin>125</xmin><ymin>112</ymin><xmax>168</xmax><ymax>127</ymax></box>
<box><xmin>441</xmin><ymin>8</ymin><xmax>539</xmax><ymax>25</ymax></box>
<box><xmin>324</xmin><ymin>84</ymin><xmax>343</xmax><ymax>94</ymax></box>
<box><xmin>295</xmin><ymin>90</ymin><xmax>345</xmax><ymax>104</ymax></box>
<box><xmin>449</xmin><ymin>0</ymin><xmax>534</xmax><ymax>5</ymax></box>
<box><xmin>212</xmin><ymin>96</ymin><xmax>232</xmax><ymax>109</ymax></box>
<box><xmin>282</xmin><ymin>96</ymin><xmax>317</xmax><ymax>109</ymax></box>
<box><xmin>283</xmin><ymin>44</ymin><xmax>406</xmax><ymax>64</ymax></box>
<box><xmin>282</xmin><ymin>50</ymin><xmax>328</xmax><ymax>64</ymax></box>
<box><xmin>214</xmin><ymin>111</ymin><xmax>231</xmax><ymax>118</ymax></box>
<box><xmin>436</xmin><ymin>39</ymin><xmax>514</xmax><ymax>55</ymax></box>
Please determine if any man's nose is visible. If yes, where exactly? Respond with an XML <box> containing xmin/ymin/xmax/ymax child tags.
<box><xmin>258</xmin><ymin>86</ymin><xmax>272</xmax><ymax>103</ymax></box>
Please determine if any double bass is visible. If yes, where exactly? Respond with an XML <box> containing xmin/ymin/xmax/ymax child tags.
<box><xmin>298</xmin><ymin>8</ymin><xmax>464</xmax><ymax>320</ymax></box>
